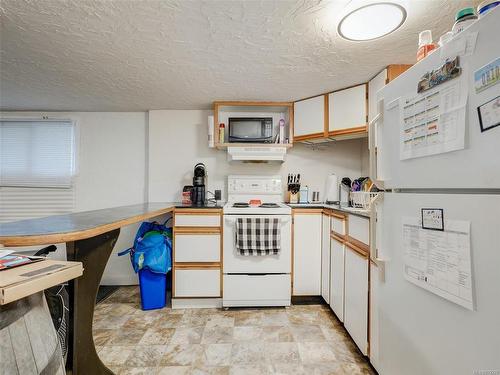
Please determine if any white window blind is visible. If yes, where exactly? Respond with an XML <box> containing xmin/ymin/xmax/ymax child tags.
<box><xmin>0</xmin><ymin>119</ymin><xmax>76</xmax><ymax>188</ymax></box>
<box><xmin>0</xmin><ymin>187</ymin><xmax>75</xmax><ymax>223</ymax></box>
<box><xmin>0</xmin><ymin>119</ymin><xmax>76</xmax><ymax>223</ymax></box>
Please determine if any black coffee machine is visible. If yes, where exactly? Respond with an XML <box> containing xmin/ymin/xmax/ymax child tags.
<box><xmin>191</xmin><ymin>163</ymin><xmax>206</xmax><ymax>206</ymax></box>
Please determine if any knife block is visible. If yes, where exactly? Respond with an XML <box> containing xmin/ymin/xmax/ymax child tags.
<box><xmin>288</xmin><ymin>191</ymin><xmax>299</xmax><ymax>204</ymax></box>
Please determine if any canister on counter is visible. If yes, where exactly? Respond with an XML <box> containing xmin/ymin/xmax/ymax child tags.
<box><xmin>452</xmin><ymin>7</ymin><xmax>478</xmax><ymax>35</ymax></box>
<box><xmin>478</xmin><ymin>0</ymin><xmax>499</xmax><ymax>17</ymax></box>
<box><xmin>299</xmin><ymin>185</ymin><xmax>309</xmax><ymax>204</ymax></box>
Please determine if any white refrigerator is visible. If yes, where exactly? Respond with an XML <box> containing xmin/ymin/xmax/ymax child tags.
<box><xmin>369</xmin><ymin>8</ymin><xmax>500</xmax><ymax>375</ymax></box>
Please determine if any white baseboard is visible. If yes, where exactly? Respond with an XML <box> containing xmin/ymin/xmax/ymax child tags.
<box><xmin>172</xmin><ymin>298</ymin><xmax>222</xmax><ymax>309</ymax></box>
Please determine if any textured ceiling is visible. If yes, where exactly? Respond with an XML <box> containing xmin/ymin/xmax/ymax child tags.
<box><xmin>0</xmin><ymin>0</ymin><xmax>481</xmax><ymax>111</ymax></box>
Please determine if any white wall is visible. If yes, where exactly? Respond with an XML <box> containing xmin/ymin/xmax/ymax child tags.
<box><xmin>2</xmin><ymin>109</ymin><xmax>368</xmax><ymax>286</ymax></box>
<box><xmin>1</xmin><ymin>111</ymin><xmax>148</xmax><ymax>285</ymax></box>
<box><xmin>149</xmin><ymin>110</ymin><xmax>366</xmax><ymax>202</ymax></box>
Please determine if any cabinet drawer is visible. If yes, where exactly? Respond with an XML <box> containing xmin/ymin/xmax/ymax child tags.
<box><xmin>175</xmin><ymin>214</ymin><xmax>220</xmax><ymax>227</ymax></box>
<box><xmin>174</xmin><ymin>233</ymin><xmax>220</xmax><ymax>262</ymax></box>
<box><xmin>223</xmin><ymin>274</ymin><xmax>291</xmax><ymax>307</ymax></box>
<box><xmin>348</xmin><ymin>214</ymin><xmax>369</xmax><ymax>246</ymax></box>
<box><xmin>175</xmin><ymin>269</ymin><xmax>220</xmax><ymax>297</ymax></box>
<box><xmin>331</xmin><ymin>215</ymin><xmax>346</xmax><ymax>235</ymax></box>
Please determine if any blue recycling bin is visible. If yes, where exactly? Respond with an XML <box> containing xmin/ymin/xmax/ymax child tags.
<box><xmin>138</xmin><ymin>269</ymin><xmax>167</xmax><ymax>310</ymax></box>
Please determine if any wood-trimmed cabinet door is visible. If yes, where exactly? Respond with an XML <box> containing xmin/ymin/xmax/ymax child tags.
<box><xmin>293</xmin><ymin>95</ymin><xmax>326</xmax><ymax>141</ymax></box>
<box><xmin>293</xmin><ymin>212</ymin><xmax>322</xmax><ymax>295</ymax></box>
<box><xmin>321</xmin><ymin>213</ymin><xmax>331</xmax><ymax>303</ymax></box>
<box><xmin>344</xmin><ymin>245</ymin><xmax>369</xmax><ymax>355</ymax></box>
<box><xmin>369</xmin><ymin>261</ymin><xmax>380</xmax><ymax>370</ymax></box>
<box><xmin>368</xmin><ymin>69</ymin><xmax>387</xmax><ymax>124</ymax></box>
<box><xmin>329</xmin><ymin>235</ymin><xmax>345</xmax><ymax>322</ymax></box>
<box><xmin>328</xmin><ymin>84</ymin><xmax>367</xmax><ymax>135</ymax></box>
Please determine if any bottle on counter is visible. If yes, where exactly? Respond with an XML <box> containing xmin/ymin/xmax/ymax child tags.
<box><xmin>219</xmin><ymin>123</ymin><xmax>225</xmax><ymax>144</ymax></box>
<box><xmin>452</xmin><ymin>7</ymin><xmax>478</xmax><ymax>35</ymax></box>
<box><xmin>279</xmin><ymin>118</ymin><xmax>285</xmax><ymax>144</ymax></box>
<box><xmin>417</xmin><ymin>30</ymin><xmax>436</xmax><ymax>62</ymax></box>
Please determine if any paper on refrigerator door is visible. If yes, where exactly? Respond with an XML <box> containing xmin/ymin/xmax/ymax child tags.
<box><xmin>402</xmin><ymin>217</ymin><xmax>473</xmax><ymax>310</ymax></box>
<box><xmin>399</xmin><ymin>71</ymin><xmax>468</xmax><ymax>160</ymax></box>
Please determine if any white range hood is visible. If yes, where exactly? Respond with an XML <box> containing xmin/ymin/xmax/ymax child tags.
<box><xmin>227</xmin><ymin>146</ymin><xmax>287</xmax><ymax>162</ymax></box>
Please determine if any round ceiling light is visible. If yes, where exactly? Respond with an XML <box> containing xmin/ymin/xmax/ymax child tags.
<box><xmin>338</xmin><ymin>2</ymin><xmax>407</xmax><ymax>41</ymax></box>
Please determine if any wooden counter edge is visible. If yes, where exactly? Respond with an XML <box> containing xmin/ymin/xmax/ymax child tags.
<box><xmin>345</xmin><ymin>236</ymin><xmax>370</xmax><ymax>258</ymax></box>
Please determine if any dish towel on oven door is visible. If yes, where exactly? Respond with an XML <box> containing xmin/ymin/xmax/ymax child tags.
<box><xmin>236</xmin><ymin>217</ymin><xmax>281</xmax><ymax>255</ymax></box>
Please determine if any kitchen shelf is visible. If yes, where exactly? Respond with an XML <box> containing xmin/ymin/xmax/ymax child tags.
<box><xmin>213</xmin><ymin>101</ymin><xmax>294</xmax><ymax>148</ymax></box>
<box><xmin>215</xmin><ymin>142</ymin><xmax>293</xmax><ymax>150</ymax></box>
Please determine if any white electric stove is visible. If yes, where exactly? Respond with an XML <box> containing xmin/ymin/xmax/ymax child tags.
<box><xmin>222</xmin><ymin>175</ymin><xmax>292</xmax><ymax>307</ymax></box>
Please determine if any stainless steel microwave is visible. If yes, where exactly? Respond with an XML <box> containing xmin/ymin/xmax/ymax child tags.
<box><xmin>228</xmin><ymin>117</ymin><xmax>273</xmax><ymax>143</ymax></box>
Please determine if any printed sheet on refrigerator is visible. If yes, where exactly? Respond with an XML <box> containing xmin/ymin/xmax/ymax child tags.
<box><xmin>399</xmin><ymin>72</ymin><xmax>468</xmax><ymax>160</ymax></box>
<box><xmin>402</xmin><ymin>217</ymin><xmax>473</xmax><ymax>310</ymax></box>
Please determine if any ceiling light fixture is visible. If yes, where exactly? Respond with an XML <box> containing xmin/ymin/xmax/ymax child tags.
<box><xmin>338</xmin><ymin>2</ymin><xmax>407</xmax><ymax>41</ymax></box>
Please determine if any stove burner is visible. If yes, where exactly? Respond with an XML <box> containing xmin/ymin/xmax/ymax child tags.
<box><xmin>232</xmin><ymin>202</ymin><xmax>250</xmax><ymax>208</ymax></box>
<box><xmin>259</xmin><ymin>203</ymin><xmax>280</xmax><ymax>208</ymax></box>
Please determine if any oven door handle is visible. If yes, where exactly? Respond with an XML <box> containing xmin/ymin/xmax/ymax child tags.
<box><xmin>224</xmin><ymin>217</ymin><xmax>290</xmax><ymax>225</ymax></box>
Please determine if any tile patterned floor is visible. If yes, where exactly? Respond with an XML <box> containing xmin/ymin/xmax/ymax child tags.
<box><xmin>93</xmin><ymin>287</ymin><xmax>375</xmax><ymax>375</ymax></box>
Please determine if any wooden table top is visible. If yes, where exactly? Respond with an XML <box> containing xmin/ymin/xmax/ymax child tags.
<box><xmin>0</xmin><ymin>203</ymin><xmax>176</xmax><ymax>247</ymax></box>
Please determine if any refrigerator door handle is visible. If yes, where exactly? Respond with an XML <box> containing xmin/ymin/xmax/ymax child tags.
<box><xmin>368</xmin><ymin>99</ymin><xmax>385</xmax><ymax>189</ymax></box>
<box><xmin>369</xmin><ymin>193</ymin><xmax>386</xmax><ymax>282</ymax></box>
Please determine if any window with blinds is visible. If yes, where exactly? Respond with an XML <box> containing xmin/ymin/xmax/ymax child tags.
<box><xmin>0</xmin><ymin>119</ymin><xmax>76</xmax><ymax>223</ymax></box>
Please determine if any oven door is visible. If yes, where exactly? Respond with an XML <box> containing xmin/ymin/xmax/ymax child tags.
<box><xmin>223</xmin><ymin>214</ymin><xmax>291</xmax><ymax>274</ymax></box>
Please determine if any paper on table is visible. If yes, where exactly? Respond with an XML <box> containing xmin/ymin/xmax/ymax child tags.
<box><xmin>399</xmin><ymin>70</ymin><xmax>468</xmax><ymax>160</ymax></box>
<box><xmin>402</xmin><ymin>216</ymin><xmax>473</xmax><ymax>310</ymax></box>
<box><xmin>0</xmin><ymin>250</ymin><xmax>15</xmax><ymax>259</ymax></box>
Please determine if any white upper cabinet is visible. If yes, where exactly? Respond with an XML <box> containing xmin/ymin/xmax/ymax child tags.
<box><xmin>293</xmin><ymin>95</ymin><xmax>325</xmax><ymax>138</ymax></box>
<box><xmin>329</xmin><ymin>84</ymin><xmax>367</xmax><ymax>132</ymax></box>
<box><xmin>368</xmin><ymin>69</ymin><xmax>387</xmax><ymax>123</ymax></box>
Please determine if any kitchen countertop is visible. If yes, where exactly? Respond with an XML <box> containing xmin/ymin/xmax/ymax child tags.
<box><xmin>0</xmin><ymin>202</ymin><xmax>226</xmax><ymax>247</ymax></box>
<box><xmin>287</xmin><ymin>203</ymin><xmax>371</xmax><ymax>218</ymax></box>
<box><xmin>0</xmin><ymin>202</ymin><xmax>178</xmax><ymax>246</ymax></box>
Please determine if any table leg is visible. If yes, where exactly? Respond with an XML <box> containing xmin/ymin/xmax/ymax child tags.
<box><xmin>66</xmin><ymin>228</ymin><xmax>120</xmax><ymax>375</ymax></box>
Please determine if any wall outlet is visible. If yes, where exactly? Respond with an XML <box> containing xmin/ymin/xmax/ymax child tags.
<box><xmin>214</xmin><ymin>190</ymin><xmax>222</xmax><ymax>200</ymax></box>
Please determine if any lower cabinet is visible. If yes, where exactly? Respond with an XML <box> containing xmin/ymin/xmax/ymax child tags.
<box><xmin>330</xmin><ymin>235</ymin><xmax>345</xmax><ymax>322</ymax></box>
<box><xmin>174</xmin><ymin>268</ymin><xmax>221</xmax><ymax>297</ymax></box>
<box><xmin>369</xmin><ymin>261</ymin><xmax>380</xmax><ymax>371</ymax></box>
<box><xmin>344</xmin><ymin>245</ymin><xmax>369</xmax><ymax>355</ymax></box>
<box><xmin>293</xmin><ymin>211</ymin><xmax>322</xmax><ymax>295</ymax></box>
<box><xmin>321</xmin><ymin>213</ymin><xmax>331</xmax><ymax>303</ymax></box>
<box><xmin>172</xmin><ymin>209</ymin><xmax>223</xmax><ymax>301</ymax></box>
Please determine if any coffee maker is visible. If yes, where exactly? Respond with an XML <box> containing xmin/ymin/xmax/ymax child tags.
<box><xmin>191</xmin><ymin>163</ymin><xmax>206</xmax><ymax>206</ymax></box>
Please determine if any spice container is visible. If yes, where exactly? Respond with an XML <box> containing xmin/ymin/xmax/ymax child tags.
<box><xmin>417</xmin><ymin>30</ymin><xmax>436</xmax><ymax>62</ymax></box>
<box><xmin>452</xmin><ymin>8</ymin><xmax>477</xmax><ymax>35</ymax></box>
<box><xmin>438</xmin><ymin>31</ymin><xmax>454</xmax><ymax>47</ymax></box>
<box><xmin>478</xmin><ymin>0</ymin><xmax>499</xmax><ymax>17</ymax></box>
<box><xmin>218</xmin><ymin>123</ymin><xmax>225</xmax><ymax>144</ymax></box>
